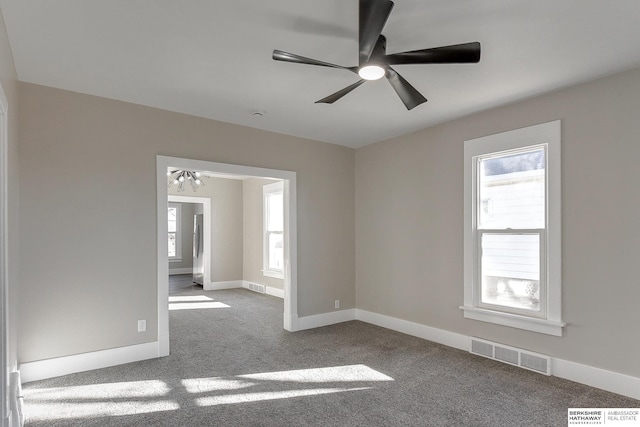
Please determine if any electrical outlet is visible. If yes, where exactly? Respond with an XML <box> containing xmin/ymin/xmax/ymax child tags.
<box><xmin>335</xmin><ymin>300</ymin><xmax>340</xmax><ymax>310</ymax></box>
<box><xmin>138</xmin><ymin>320</ymin><xmax>146</xmax><ymax>332</ymax></box>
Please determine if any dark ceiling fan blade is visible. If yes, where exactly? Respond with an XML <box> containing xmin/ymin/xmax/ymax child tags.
<box><xmin>316</xmin><ymin>80</ymin><xmax>366</xmax><ymax>104</ymax></box>
<box><xmin>359</xmin><ymin>0</ymin><xmax>394</xmax><ymax>65</ymax></box>
<box><xmin>385</xmin><ymin>67</ymin><xmax>427</xmax><ymax>110</ymax></box>
<box><xmin>273</xmin><ymin>50</ymin><xmax>358</xmax><ymax>73</ymax></box>
<box><xmin>385</xmin><ymin>42</ymin><xmax>481</xmax><ymax>65</ymax></box>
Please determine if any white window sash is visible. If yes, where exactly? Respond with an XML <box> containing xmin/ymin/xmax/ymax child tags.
<box><xmin>168</xmin><ymin>203</ymin><xmax>182</xmax><ymax>261</ymax></box>
<box><xmin>475</xmin><ymin>228</ymin><xmax>546</xmax><ymax>319</ymax></box>
<box><xmin>263</xmin><ymin>182</ymin><xmax>284</xmax><ymax>279</ymax></box>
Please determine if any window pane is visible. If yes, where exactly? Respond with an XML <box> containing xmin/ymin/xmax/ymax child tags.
<box><xmin>481</xmin><ymin>233</ymin><xmax>540</xmax><ymax>312</ymax></box>
<box><xmin>168</xmin><ymin>233</ymin><xmax>176</xmax><ymax>257</ymax></box>
<box><xmin>479</xmin><ymin>148</ymin><xmax>545</xmax><ymax>229</ymax></box>
<box><xmin>267</xmin><ymin>193</ymin><xmax>283</xmax><ymax>232</ymax></box>
<box><xmin>268</xmin><ymin>232</ymin><xmax>284</xmax><ymax>271</ymax></box>
<box><xmin>168</xmin><ymin>207</ymin><xmax>177</xmax><ymax>232</ymax></box>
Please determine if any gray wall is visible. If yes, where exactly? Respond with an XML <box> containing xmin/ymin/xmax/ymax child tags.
<box><xmin>18</xmin><ymin>82</ymin><xmax>355</xmax><ymax>363</ymax></box>
<box><xmin>355</xmin><ymin>66</ymin><xmax>640</xmax><ymax>378</ymax></box>
<box><xmin>0</xmin><ymin>9</ymin><xmax>20</xmax><ymax>375</ymax></box>
<box><xmin>243</xmin><ymin>177</ymin><xmax>285</xmax><ymax>290</ymax></box>
<box><xmin>197</xmin><ymin>177</ymin><xmax>243</xmax><ymax>283</ymax></box>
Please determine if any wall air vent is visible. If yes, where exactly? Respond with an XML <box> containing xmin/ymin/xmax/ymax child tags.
<box><xmin>247</xmin><ymin>282</ymin><xmax>266</xmax><ymax>294</ymax></box>
<box><xmin>495</xmin><ymin>346</ymin><xmax>519</xmax><ymax>365</ymax></box>
<box><xmin>520</xmin><ymin>352</ymin><xmax>549</xmax><ymax>375</ymax></box>
<box><xmin>470</xmin><ymin>338</ymin><xmax>551</xmax><ymax>376</ymax></box>
<box><xmin>471</xmin><ymin>339</ymin><xmax>494</xmax><ymax>358</ymax></box>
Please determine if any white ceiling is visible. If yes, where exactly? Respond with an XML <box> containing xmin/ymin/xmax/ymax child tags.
<box><xmin>2</xmin><ymin>0</ymin><xmax>640</xmax><ymax>148</ymax></box>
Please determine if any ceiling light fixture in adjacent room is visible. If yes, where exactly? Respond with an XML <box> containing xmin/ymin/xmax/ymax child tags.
<box><xmin>167</xmin><ymin>170</ymin><xmax>205</xmax><ymax>192</ymax></box>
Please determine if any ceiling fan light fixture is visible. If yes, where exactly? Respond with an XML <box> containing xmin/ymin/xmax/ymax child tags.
<box><xmin>358</xmin><ymin>64</ymin><xmax>385</xmax><ymax>80</ymax></box>
<box><xmin>272</xmin><ymin>0</ymin><xmax>480</xmax><ymax>109</ymax></box>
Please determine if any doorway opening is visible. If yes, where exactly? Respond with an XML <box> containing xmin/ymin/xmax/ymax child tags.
<box><xmin>167</xmin><ymin>195</ymin><xmax>210</xmax><ymax>292</ymax></box>
<box><xmin>156</xmin><ymin>156</ymin><xmax>298</xmax><ymax>356</ymax></box>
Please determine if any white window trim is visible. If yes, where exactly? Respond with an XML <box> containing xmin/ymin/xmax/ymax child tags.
<box><xmin>168</xmin><ymin>202</ymin><xmax>182</xmax><ymax>262</ymax></box>
<box><xmin>461</xmin><ymin>120</ymin><xmax>564</xmax><ymax>336</ymax></box>
<box><xmin>263</xmin><ymin>181</ymin><xmax>284</xmax><ymax>279</ymax></box>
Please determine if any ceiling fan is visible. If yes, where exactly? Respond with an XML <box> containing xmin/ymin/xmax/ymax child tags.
<box><xmin>272</xmin><ymin>0</ymin><xmax>481</xmax><ymax>110</ymax></box>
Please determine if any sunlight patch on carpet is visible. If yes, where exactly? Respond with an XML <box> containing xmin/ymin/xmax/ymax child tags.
<box><xmin>168</xmin><ymin>295</ymin><xmax>231</xmax><ymax>310</ymax></box>
<box><xmin>168</xmin><ymin>295</ymin><xmax>213</xmax><ymax>302</ymax></box>
<box><xmin>169</xmin><ymin>301</ymin><xmax>230</xmax><ymax>310</ymax></box>
<box><xmin>238</xmin><ymin>364</ymin><xmax>394</xmax><ymax>383</ymax></box>
<box><xmin>195</xmin><ymin>387</ymin><xmax>373</xmax><ymax>407</ymax></box>
<box><xmin>182</xmin><ymin>378</ymin><xmax>255</xmax><ymax>393</ymax></box>
<box><xmin>24</xmin><ymin>380</ymin><xmax>179</xmax><ymax>420</ymax></box>
<box><xmin>184</xmin><ymin>364</ymin><xmax>393</xmax><ymax>407</ymax></box>
<box><xmin>26</xmin><ymin>401</ymin><xmax>180</xmax><ymax>419</ymax></box>
<box><xmin>26</xmin><ymin>380</ymin><xmax>170</xmax><ymax>400</ymax></box>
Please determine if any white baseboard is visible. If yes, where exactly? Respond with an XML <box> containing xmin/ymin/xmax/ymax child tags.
<box><xmin>202</xmin><ymin>280</ymin><xmax>285</xmax><ymax>298</ymax></box>
<box><xmin>355</xmin><ymin>309</ymin><xmax>470</xmax><ymax>351</ymax></box>
<box><xmin>169</xmin><ymin>268</ymin><xmax>192</xmax><ymax>275</ymax></box>
<box><xmin>203</xmin><ymin>280</ymin><xmax>243</xmax><ymax>291</ymax></box>
<box><xmin>265</xmin><ymin>286</ymin><xmax>285</xmax><ymax>299</ymax></box>
<box><xmin>285</xmin><ymin>313</ymin><xmax>298</xmax><ymax>332</ymax></box>
<box><xmin>158</xmin><ymin>333</ymin><xmax>170</xmax><ymax>357</ymax></box>
<box><xmin>19</xmin><ymin>341</ymin><xmax>162</xmax><ymax>383</ymax></box>
<box><xmin>297</xmin><ymin>309</ymin><xmax>356</xmax><ymax>331</ymax></box>
<box><xmin>241</xmin><ymin>281</ymin><xmax>285</xmax><ymax>299</ymax></box>
<box><xmin>553</xmin><ymin>358</ymin><xmax>640</xmax><ymax>400</ymax></box>
<box><xmin>9</xmin><ymin>371</ymin><xmax>22</xmax><ymax>427</ymax></box>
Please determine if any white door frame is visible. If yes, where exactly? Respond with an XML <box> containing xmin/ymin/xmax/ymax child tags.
<box><xmin>156</xmin><ymin>155</ymin><xmax>298</xmax><ymax>356</ymax></box>
<box><xmin>167</xmin><ymin>196</ymin><xmax>211</xmax><ymax>285</ymax></box>
<box><xmin>0</xmin><ymin>81</ymin><xmax>11</xmax><ymax>426</ymax></box>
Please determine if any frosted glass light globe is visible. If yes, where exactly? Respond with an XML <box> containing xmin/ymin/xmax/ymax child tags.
<box><xmin>358</xmin><ymin>65</ymin><xmax>385</xmax><ymax>80</ymax></box>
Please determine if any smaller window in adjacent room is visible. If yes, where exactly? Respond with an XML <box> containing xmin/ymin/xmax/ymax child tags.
<box><xmin>168</xmin><ymin>203</ymin><xmax>182</xmax><ymax>261</ymax></box>
<box><xmin>461</xmin><ymin>120</ymin><xmax>564</xmax><ymax>336</ymax></box>
<box><xmin>263</xmin><ymin>181</ymin><xmax>284</xmax><ymax>279</ymax></box>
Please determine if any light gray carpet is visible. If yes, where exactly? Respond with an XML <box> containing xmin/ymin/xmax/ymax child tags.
<box><xmin>23</xmin><ymin>287</ymin><xmax>639</xmax><ymax>426</ymax></box>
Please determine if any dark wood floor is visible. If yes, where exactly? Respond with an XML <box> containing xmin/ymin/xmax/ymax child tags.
<box><xmin>169</xmin><ymin>274</ymin><xmax>201</xmax><ymax>294</ymax></box>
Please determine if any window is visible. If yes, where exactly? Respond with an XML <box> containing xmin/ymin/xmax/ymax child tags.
<box><xmin>168</xmin><ymin>203</ymin><xmax>182</xmax><ymax>261</ymax></box>
<box><xmin>462</xmin><ymin>120</ymin><xmax>564</xmax><ymax>336</ymax></box>
<box><xmin>263</xmin><ymin>181</ymin><xmax>284</xmax><ymax>279</ymax></box>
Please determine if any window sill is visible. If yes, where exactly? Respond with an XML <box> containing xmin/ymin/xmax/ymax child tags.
<box><xmin>262</xmin><ymin>270</ymin><xmax>284</xmax><ymax>280</ymax></box>
<box><xmin>459</xmin><ymin>305</ymin><xmax>565</xmax><ymax>336</ymax></box>
<box><xmin>169</xmin><ymin>258</ymin><xmax>183</xmax><ymax>263</ymax></box>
